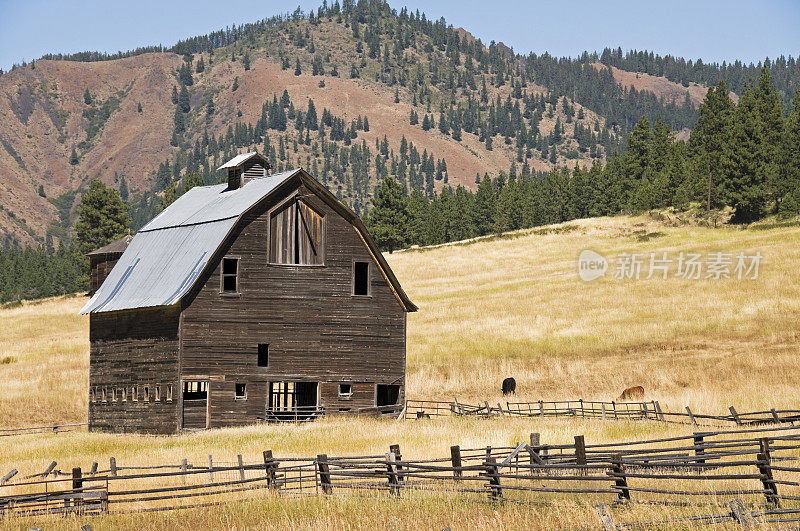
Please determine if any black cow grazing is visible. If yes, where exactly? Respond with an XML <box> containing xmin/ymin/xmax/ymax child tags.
<box><xmin>502</xmin><ymin>377</ymin><xmax>516</xmax><ymax>396</ymax></box>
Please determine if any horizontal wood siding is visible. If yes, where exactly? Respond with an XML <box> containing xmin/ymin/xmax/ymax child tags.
<box><xmin>89</xmin><ymin>254</ymin><xmax>121</xmax><ymax>295</ymax></box>
<box><xmin>88</xmin><ymin>307</ymin><xmax>180</xmax><ymax>434</ymax></box>
<box><xmin>180</xmin><ymin>183</ymin><xmax>406</xmax><ymax>428</ymax></box>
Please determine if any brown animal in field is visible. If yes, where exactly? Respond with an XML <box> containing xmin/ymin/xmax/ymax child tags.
<box><xmin>617</xmin><ymin>386</ymin><xmax>645</xmax><ymax>402</ymax></box>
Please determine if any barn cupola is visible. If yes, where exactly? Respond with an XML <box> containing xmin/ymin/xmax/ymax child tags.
<box><xmin>216</xmin><ymin>152</ymin><xmax>271</xmax><ymax>191</ymax></box>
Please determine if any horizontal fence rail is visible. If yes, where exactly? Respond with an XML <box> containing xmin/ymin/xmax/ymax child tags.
<box><xmin>5</xmin><ymin>425</ymin><xmax>800</xmax><ymax>526</ymax></box>
<box><xmin>404</xmin><ymin>399</ymin><xmax>800</xmax><ymax>427</ymax></box>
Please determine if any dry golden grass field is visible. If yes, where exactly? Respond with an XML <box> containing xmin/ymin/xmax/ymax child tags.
<box><xmin>1</xmin><ymin>214</ymin><xmax>800</xmax><ymax>529</ymax></box>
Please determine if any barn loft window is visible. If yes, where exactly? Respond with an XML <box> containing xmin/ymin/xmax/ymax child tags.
<box><xmin>183</xmin><ymin>381</ymin><xmax>208</xmax><ymax>400</ymax></box>
<box><xmin>376</xmin><ymin>384</ymin><xmax>400</xmax><ymax>407</ymax></box>
<box><xmin>235</xmin><ymin>383</ymin><xmax>247</xmax><ymax>400</ymax></box>
<box><xmin>339</xmin><ymin>383</ymin><xmax>352</xmax><ymax>397</ymax></box>
<box><xmin>257</xmin><ymin>344</ymin><xmax>269</xmax><ymax>367</ymax></box>
<box><xmin>353</xmin><ymin>261</ymin><xmax>370</xmax><ymax>296</ymax></box>
<box><xmin>220</xmin><ymin>257</ymin><xmax>239</xmax><ymax>293</ymax></box>
<box><xmin>269</xmin><ymin>199</ymin><xmax>324</xmax><ymax>265</ymax></box>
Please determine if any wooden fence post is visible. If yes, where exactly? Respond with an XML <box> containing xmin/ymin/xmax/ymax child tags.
<box><xmin>109</xmin><ymin>457</ymin><xmax>117</xmax><ymax>477</ymax></box>
<box><xmin>596</xmin><ymin>503</ymin><xmax>617</xmax><ymax>531</ymax></box>
<box><xmin>317</xmin><ymin>454</ymin><xmax>332</xmax><ymax>494</ymax></box>
<box><xmin>43</xmin><ymin>461</ymin><xmax>57</xmax><ymax>477</ymax></box>
<box><xmin>208</xmin><ymin>455</ymin><xmax>214</xmax><ymax>483</ymax></box>
<box><xmin>450</xmin><ymin>445</ymin><xmax>462</xmax><ymax>479</ymax></box>
<box><xmin>611</xmin><ymin>454</ymin><xmax>630</xmax><ymax>501</ymax></box>
<box><xmin>89</xmin><ymin>462</ymin><xmax>98</xmax><ymax>476</ymax></box>
<box><xmin>771</xmin><ymin>409</ymin><xmax>781</xmax><ymax>424</ymax></box>
<box><xmin>574</xmin><ymin>435</ymin><xmax>587</xmax><ymax>466</ymax></box>
<box><xmin>386</xmin><ymin>452</ymin><xmax>400</xmax><ymax>496</ymax></box>
<box><xmin>72</xmin><ymin>467</ymin><xmax>82</xmax><ymax>512</ymax></box>
<box><xmin>530</xmin><ymin>433</ymin><xmax>541</xmax><ymax>463</ymax></box>
<box><xmin>654</xmin><ymin>401</ymin><xmax>665</xmax><ymax>421</ymax></box>
<box><xmin>237</xmin><ymin>454</ymin><xmax>246</xmax><ymax>481</ymax></box>
<box><xmin>693</xmin><ymin>433</ymin><xmax>706</xmax><ymax>466</ymax></box>
<box><xmin>729</xmin><ymin>406</ymin><xmax>742</xmax><ymax>426</ymax></box>
<box><xmin>390</xmin><ymin>444</ymin><xmax>403</xmax><ymax>482</ymax></box>
<box><xmin>485</xmin><ymin>456</ymin><xmax>502</xmax><ymax>500</ymax></box>
<box><xmin>757</xmin><ymin>450</ymin><xmax>779</xmax><ymax>507</ymax></box>
<box><xmin>729</xmin><ymin>498</ymin><xmax>757</xmax><ymax>528</ymax></box>
<box><xmin>685</xmin><ymin>406</ymin><xmax>698</xmax><ymax>426</ymax></box>
<box><xmin>538</xmin><ymin>400</ymin><xmax>544</xmax><ymax>417</ymax></box>
<box><xmin>263</xmin><ymin>450</ymin><xmax>277</xmax><ymax>488</ymax></box>
<box><xmin>180</xmin><ymin>458</ymin><xmax>188</xmax><ymax>485</ymax></box>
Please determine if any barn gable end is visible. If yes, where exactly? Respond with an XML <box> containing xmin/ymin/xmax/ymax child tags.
<box><xmin>84</xmin><ymin>156</ymin><xmax>414</xmax><ymax>433</ymax></box>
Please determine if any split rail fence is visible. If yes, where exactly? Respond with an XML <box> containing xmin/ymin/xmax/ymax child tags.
<box><xmin>5</xmin><ymin>424</ymin><xmax>800</xmax><ymax>527</ymax></box>
<box><xmin>404</xmin><ymin>399</ymin><xmax>800</xmax><ymax>427</ymax></box>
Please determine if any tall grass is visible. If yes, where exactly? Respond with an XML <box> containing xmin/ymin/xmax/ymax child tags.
<box><xmin>1</xmin><ymin>215</ymin><xmax>799</xmax><ymax>528</ymax></box>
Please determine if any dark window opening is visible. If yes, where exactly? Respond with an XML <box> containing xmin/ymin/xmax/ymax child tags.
<box><xmin>338</xmin><ymin>408</ymin><xmax>351</xmax><ymax>412</ymax></box>
<box><xmin>269</xmin><ymin>199</ymin><xmax>324</xmax><ymax>265</ymax></box>
<box><xmin>339</xmin><ymin>383</ymin><xmax>352</xmax><ymax>397</ymax></box>
<box><xmin>221</xmin><ymin>257</ymin><xmax>239</xmax><ymax>293</ymax></box>
<box><xmin>143</xmin><ymin>386</ymin><xmax>150</xmax><ymax>401</ymax></box>
<box><xmin>235</xmin><ymin>383</ymin><xmax>247</xmax><ymax>399</ymax></box>
<box><xmin>353</xmin><ymin>261</ymin><xmax>369</xmax><ymax>296</ymax></box>
<box><xmin>257</xmin><ymin>344</ymin><xmax>269</xmax><ymax>367</ymax></box>
<box><xmin>183</xmin><ymin>381</ymin><xmax>208</xmax><ymax>400</ymax></box>
<box><xmin>376</xmin><ymin>384</ymin><xmax>400</xmax><ymax>407</ymax></box>
<box><xmin>268</xmin><ymin>381</ymin><xmax>319</xmax><ymax>421</ymax></box>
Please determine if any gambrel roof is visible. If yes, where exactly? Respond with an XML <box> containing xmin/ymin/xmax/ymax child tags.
<box><xmin>79</xmin><ymin>168</ymin><xmax>416</xmax><ymax>314</ymax></box>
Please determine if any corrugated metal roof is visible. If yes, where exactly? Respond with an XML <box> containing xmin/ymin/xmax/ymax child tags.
<box><xmin>216</xmin><ymin>151</ymin><xmax>268</xmax><ymax>170</ymax></box>
<box><xmin>79</xmin><ymin>169</ymin><xmax>300</xmax><ymax>314</ymax></box>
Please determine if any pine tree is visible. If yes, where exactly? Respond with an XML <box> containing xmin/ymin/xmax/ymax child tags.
<box><xmin>119</xmin><ymin>176</ymin><xmax>129</xmax><ymax>201</ymax></box>
<box><xmin>473</xmin><ymin>175</ymin><xmax>497</xmax><ymax>235</ymax></box>
<box><xmin>243</xmin><ymin>52</ymin><xmax>251</xmax><ymax>71</ymax></box>
<box><xmin>232</xmin><ymin>76</ymin><xmax>239</xmax><ymax>92</ymax></box>
<box><xmin>365</xmin><ymin>176</ymin><xmax>408</xmax><ymax>252</ymax></box>
<box><xmin>75</xmin><ymin>179</ymin><xmax>131</xmax><ymax>254</ymax></box>
<box><xmin>69</xmin><ymin>147</ymin><xmax>79</xmax><ymax>165</ymax></box>
<box><xmin>171</xmin><ymin>85</ymin><xmax>179</xmax><ymax>104</ymax></box>
<box><xmin>778</xmin><ymin>88</ymin><xmax>800</xmax><ymax>217</ymax></box>
<box><xmin>178</xmin><ymin>85</ymin><xmax>190</xmax><ymax>113</ymax></box>
<box><xmin>83</xmin><ymin>88</ymin><xmax>92</xmax><ymax>105</ymax></box>
<box><xmin>295</xmin><ymin>59</ymin><xmax>302</xmax><ymax>76</ymax></box>
<box><xmin>690</xmin><ymin>81</ymin><xmax>735</xmax><ymax>210</ymax></box>
<box><xmin>196</xmin><ymin>56</ymin><xmax>205</xmax><ymax>73</ymax></box>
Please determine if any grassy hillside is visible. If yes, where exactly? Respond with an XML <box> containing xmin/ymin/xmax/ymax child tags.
<box><xmin>1</xmin><ymin>215</ymin><xmax>799</xmax><ymax>527</ymax></box>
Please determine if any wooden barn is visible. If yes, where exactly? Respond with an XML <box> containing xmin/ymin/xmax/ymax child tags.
<box><xmin>80</xmin><ymin>152</ymin><xmax>416</xmax><ymax>434</ymax></box>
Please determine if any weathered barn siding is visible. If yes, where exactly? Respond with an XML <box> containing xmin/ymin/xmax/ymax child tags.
<box><xmin>89</xmin><ymin>255</ymin><xmax>121</xmax><ymax>295</ymax></box>
<box><xmin>88</xmin><ymin>307</ymin><xmax>180</xmax><ymax>434</ymax></box>
<box><xmin>179</xmin><ymin>182</ymin><xmax>406</xmax><ymax>428</ymax></box>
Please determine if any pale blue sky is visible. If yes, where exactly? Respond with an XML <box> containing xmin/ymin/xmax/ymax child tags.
<box><xmin>1</xmin><ymin>0</ymin><xmax>798</xmax><ymax>72</ymax></box>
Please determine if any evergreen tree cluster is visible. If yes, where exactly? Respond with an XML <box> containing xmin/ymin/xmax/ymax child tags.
<box><xmin>0</xmin><ymin>243</ymin><xmax>86</xmax><ymax>303</ymax></box>
<box><xmin>365</xmin><ymin>67</ymin><xmax>800</xmax><ymax>250</ymax></box>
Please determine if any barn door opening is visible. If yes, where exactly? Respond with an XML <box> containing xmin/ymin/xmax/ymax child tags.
<box><xmin>267</xmin><ymin>381</ymin><xmax>320</xmax><ymax>421</ymax></box>
<box><xmin>182</xmin><ymin>380</ymin><xmax>208</xmax><ymax>429</ymax></box>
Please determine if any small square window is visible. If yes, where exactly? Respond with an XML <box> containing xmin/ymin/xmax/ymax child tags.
<box><xmin>339</xmin><ymin>383</ymin><xmax>352</xmax><ymax>397</ymax></box>
<box><xmin>235</xmin><ymin>383</ymin><xmax>247</xmax><ymax>400</ymax></box>
<box><xmin>258</xmin><ymin>344</ymin><xmax>269</xmax><ymax>367</ymax></box>
<box><xmin>353</xmin><ymin>261</ymin><xmax>369</xmax><ymax>296</ymax></box>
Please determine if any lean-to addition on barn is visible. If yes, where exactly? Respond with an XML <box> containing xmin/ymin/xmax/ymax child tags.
<box><xmin>81</xmin><ymin>152</ymin><xmax>416</xmax><ymax>434</ymax></box>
